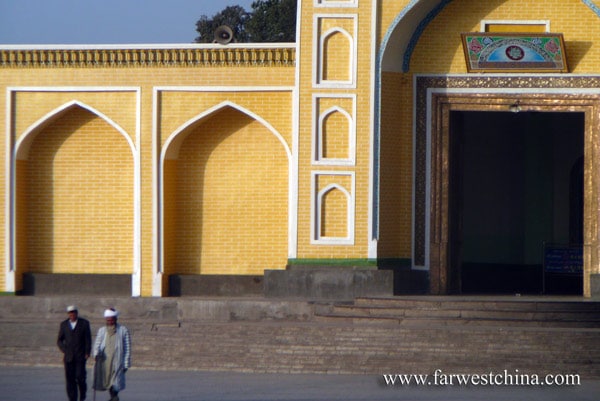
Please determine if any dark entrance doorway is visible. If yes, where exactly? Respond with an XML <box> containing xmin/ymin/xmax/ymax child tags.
<box><xmin>448</xmin><ymin>111</ymin><xmax>584</xmax><ymax>295</ymax></box>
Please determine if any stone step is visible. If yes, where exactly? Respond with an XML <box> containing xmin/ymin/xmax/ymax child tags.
<box><xmin>314</xmin><ymin>313</ymin><xmax>600</xmax><ymax>328</ymax></box>
<box><xmin>354</xmin><ymin>296</ymin><xmax>600</xmax><ymax>312</ymax></box>
<box><xmin>321</xmin><ymin>297</ymin><xmax>600</xmax><ymax>328</ymax></box>
<box><xmin>118</xmin><ymin>322</ymin><xmax>600</xmax><ymax>374</ymax></box>
<box><xmin>3</xmin><ymin>319</ymin><xmax>599</xmax><ymax>377</ymax></box>
<box><xmin>0</xmin><ymin>296</ymin><xmax>317</xmax><ymax>323</ymax></box>
<box><xmin>318</xmin><ymin>304</ymin><xmax>600</xmax><ymax>327</ymax></box>
<box><xmin>134</xmin><ymin>325</ymin><xmax>599</xmax><ymax>378</ymax></box>
<box><xmin>2</xmin><ymin>296</ymin><xmax>599</xmax><ymax>378</ymax></box>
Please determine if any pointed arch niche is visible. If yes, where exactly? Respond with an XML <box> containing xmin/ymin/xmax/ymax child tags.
<box><xmin>313</xmin><ymin>94</ymin><xmax>356</xmax><ymax>165</ymax></box>
<box><xmin>314</xmin><ymin>15</ymin><xmax>357</xmax><ymax>87</ymax></box>
<box><xmin>311</xmin><ymin>171</ymin><xmax>355</xmax><ymax>245</ymax></box>
<box><xmin>160</xmin><ymin>102</ymin><xmax>290</xmax><ymax>292</ymax></box>
<box><xmin>11</xmin><ymin>100</ymin><xmax>137</xmax><ymax>292</ymax></box>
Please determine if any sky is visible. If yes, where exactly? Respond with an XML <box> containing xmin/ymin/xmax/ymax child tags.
<box><xmin>0</xmin><ymin>0</ymin><xmax>255</xmax><ymax>45</ymax></box>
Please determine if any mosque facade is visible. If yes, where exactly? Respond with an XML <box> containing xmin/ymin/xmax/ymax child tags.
<box><xmin>1</xmin><ymin>0</ymin><xmax>599</xmax><ymax>297</ymax></box>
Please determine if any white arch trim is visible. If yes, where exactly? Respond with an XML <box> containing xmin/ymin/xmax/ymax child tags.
<box><xmin>316</xmin><ymin>183</ymin><xmax>352</xmax><ymax>243</ymax></box>
<box><xmin>311</xmin><ymin>171</ymin><xmax>355</xmax><ymax>246</ymax></box>
<box><xmin>162</xmin><ymin>100</ymin><xmax>292</xmax><ymax>162</ymax></box>
<box><xmin>317</xmin><ymin>105</ymin><xmax>354</xmax><ymax>163</ymax></box>
<box><xmin>318</xmin><ymin>27</ymin><xmax>354</xmax><ymax>85</ymax></box>
<box><xmin>16</xmin><ymin>100</ymin><xmax>136</xmax><ymax>160</ymax></box>
<box><xmin>380</xmin><ymin>0</ymin><xmax>435</xmax><ymax>73</ymax></box>
<box><xmin>320</xmin><ymin>105</ymin><xmax>352</xmax><ymax>127</ymax></box>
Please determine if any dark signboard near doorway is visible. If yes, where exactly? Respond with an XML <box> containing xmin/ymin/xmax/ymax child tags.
<box><xmin>543</xmin><ymin>243</ymin><xmax>583</xmax><ymax>294</ymax></box>
<box><xmin>543</xmin><ymin>243</ymin><xmax>583</xmax><ymax>274</ymax></box>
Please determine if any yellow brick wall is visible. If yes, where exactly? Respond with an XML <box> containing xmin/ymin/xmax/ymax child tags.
<box><xmin>378</xmin><ymin>72</ymin><xmax>413</xmax><ymax>258</ymax></box>
<box><xmin>162</xmin><ymin>158</ymin><xmax>178</xmax><ymax>295</ymax></box>
<box><xmin>163</xmin><ymin>107</ymin><xmax>289</xmax><ymax>276</ymax></box>
<box><xmin>19</xmin><ymin>106</ymin><xmax>134</xmax><ymax>276</ymax></box>
<box><xmin>322</xmin><ymin>111</ymin><xmax>349</xmax><ymax>160</ymax></box>
<box><xmin>319</xmin><ymin>16</ymin><xmax>355</xmax><ymax>82</ymax></box>
<box><xmin>378</xmin><ymin>0</ymin><xmax>420</xmax><ymax>262</ymax></box>
<box><xmin>322</xmin><ymin>32</ymin><xmax>350</xmax><ymax>82</ymax></box>
<box><xmin>321</xmin><ymin>188</ymin><xmax>348</xmax><ymax>238</ymax></box>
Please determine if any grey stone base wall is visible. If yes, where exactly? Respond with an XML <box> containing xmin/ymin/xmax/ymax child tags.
<box><xmin>168</xmin><ymin>274</ymin><xmax>264</xmax><ymax>296</ymax></box>
<box><xmin>21</xmin><ymin>273</ymin><xmax>131</xmax><ymax>296</ymax></box>
<box><xmin>591</xmin><ymin>274</ymin><xmax>600</xmax><ymax>298</ymax></box>
<box><xmin>264</xmin><ymin>266</ymin><xmax>393</xmax><ymax>300</ymax></box>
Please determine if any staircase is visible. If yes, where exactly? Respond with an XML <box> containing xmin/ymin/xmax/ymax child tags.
<box><xmin>1</xmin><ymin>296</ymin><xmax>599</xmax><ymax>378</ymax></box>
<box><xmin>314</xmin><ymin>296</ymin><xmax>600</xmax><ymax>328</ymax></box>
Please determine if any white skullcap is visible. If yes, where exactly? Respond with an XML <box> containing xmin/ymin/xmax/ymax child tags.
<box><xmin>66</xmin><ymin>305</ymin><xmax>77</xmax><ymax>312</ymax></box>
<box><xmin>104</xmin><ymin>308</ymin><xmax>119</xmax><ymax>318</ymax></box>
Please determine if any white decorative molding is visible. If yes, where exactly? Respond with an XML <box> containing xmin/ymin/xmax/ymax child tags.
<box><xmin>0</xmin><ymin>45</ymin><xmax>295</xmax><ymax>67</ymax></box>
<box><xmin>480</xmin><ymin>20</ymin><xmax>551</xmax><ymax>32</ymax></box>
<box><xmin>314</xmin><ymin>0</ymin><xmax>358</xmax><ymax>8</ymax></box>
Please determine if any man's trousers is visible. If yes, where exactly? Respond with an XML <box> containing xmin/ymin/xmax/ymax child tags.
<box><xmin>64</xmin><ymin>359</ymin><xmax>87</xmax><ymax>401</ymax></box>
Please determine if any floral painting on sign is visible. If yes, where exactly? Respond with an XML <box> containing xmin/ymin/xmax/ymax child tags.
<box><xmin>461</xmin><ymin>33</ymin><xmax>568</xmax><ymax>72</ymax></box>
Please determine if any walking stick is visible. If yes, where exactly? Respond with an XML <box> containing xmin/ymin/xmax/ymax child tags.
<box><xmin>92</xmin><ymin>356</ymin><xmax>97</xmax><ymax>401</ymax></box>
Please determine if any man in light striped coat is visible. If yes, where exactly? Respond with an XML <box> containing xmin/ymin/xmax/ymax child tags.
<box><xmin>93</xmin><ymin>308</ymin><xmax>131</xmax><ymax>401</ymax></box>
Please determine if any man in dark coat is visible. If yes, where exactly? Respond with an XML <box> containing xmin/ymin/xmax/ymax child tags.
<box><xmin>57</xmin><ymin>305</ymin><xmax>92</xmax><ymax>401</ymax></box>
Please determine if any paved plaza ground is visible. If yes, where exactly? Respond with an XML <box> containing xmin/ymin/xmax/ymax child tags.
<box><xmin>2</xmin><ymin>366</ymin><xmax>599</xmax><ymax>401</ymax></box>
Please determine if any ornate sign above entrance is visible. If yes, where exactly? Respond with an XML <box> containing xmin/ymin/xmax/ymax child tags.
<box><xmin>461</xmin><ymin>33</ymin><xmax>568</xmax><ymax>73</ymax></box>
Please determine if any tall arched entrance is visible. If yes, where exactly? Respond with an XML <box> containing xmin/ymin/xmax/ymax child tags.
<box><xmin>448</xmin><ymin>110</ymin><xmax>583</xmax><ymax>294</ymax></box>
<box><xmin>420</xmin><ymin>78</ymin><xmax>600</xmax><ymax>296</ymax></box>
<box><xmin>374</xmin><ymin>0</ymin><xmax>600</xmax><ymax>298</ymax></box>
